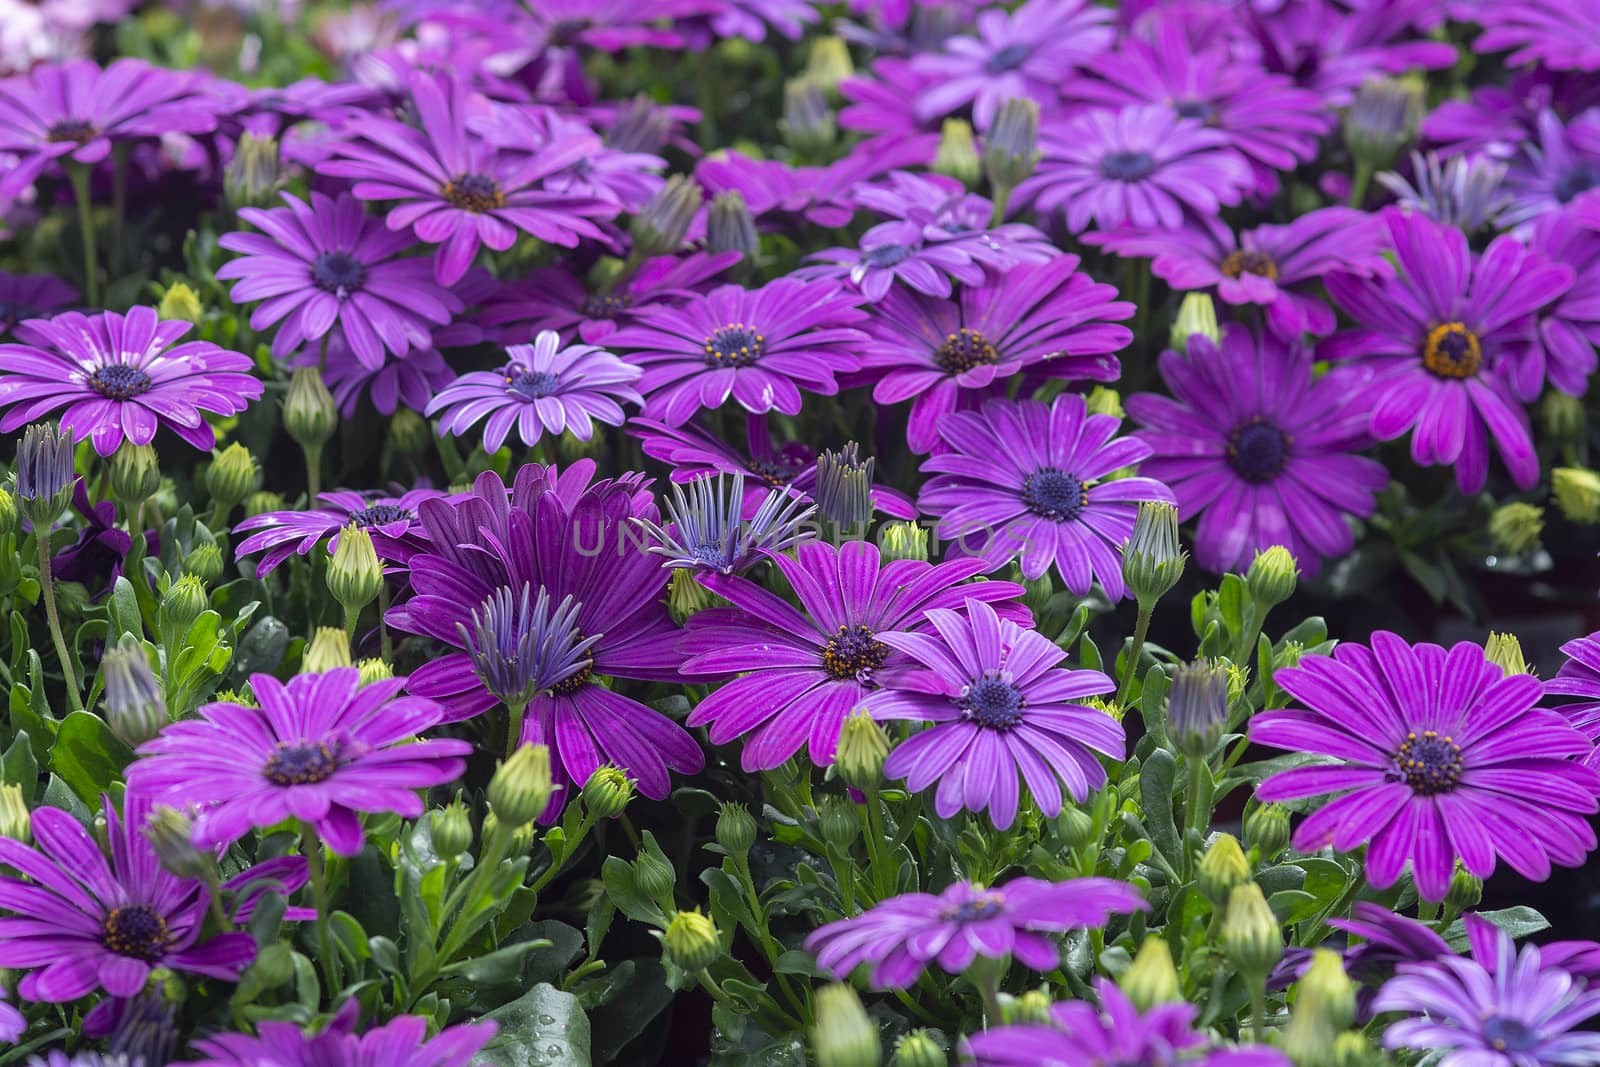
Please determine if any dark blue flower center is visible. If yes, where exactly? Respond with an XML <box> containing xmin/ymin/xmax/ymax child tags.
<box><xmin>1422</xmin><ymin>322</ymin><xmax>1481</xmax><ymax>379</ymax></box>
<box><xmin>1101</xmin><ymin>150</ymin><xmax>1157</xmax><ymax>181</ymax></box>
<box><xmin>48</xmin><ymin>119</ymin><xmax>96</xmax><ymax>145</ymax></box>
<box><xmin>1227</xmin><ymin>419</ymin><xmax>1290</xmax><ymax>483</ymax></box>
<box><xmin>1022</xmin><ymin>469</ymin><xmax>1088</xmax><ymax>522</ymax></box>
<box><xmin>263</xmin><ymin>741</ymin><xmax>342</xmax><ymax>785</ymax></box>
<box><xmin>350</xmin><ymin>503</ymin><xmax>410</xmax><ymax>527</ymax></box>
<box><xmin>550</xmin><ymin>650</ymin><xmax>594</xmax><ymax>695</ymax></box>
<box><xmin>961</xmin><ymin>675</ymin><xmax>1026</xmax><ymax>731</ymax></box>
<box><xmin>821</xmin><ymin>624</ymin><xmax>890</xmax><ymax>681</ymax></box>
<box><xmin>1394</xmin><ymin>730</ymin><xmax>1463</xmax><ymax>795</ymax></box>
<box><xmin>102</xmin><ymin>904</ymin><xmax>170</xmax><ymax>962</ymax></box>
<box><xmin>310</xmin><ymin>250</ymin><xmax>368</xmax><ymax>295</ymax></box>
<box><xmin>985</xmin><ymin>43</ymin><xmax>1032</xmax><ymax>72</ymax></box>
<box><xmin>861</xmin><ymin>244</ymin><xmax>910</xmax><ymax>268</ymax></box>
<box><xmin>442</xmin><ymin>173</ymin><xmax>505</xmax><ymax>213</ymax></box>
<box><xmin>747</xmin><ymin>458</ymin><xmax>801</xmax><ymax>487</ymax></box>
<box><xmin>1483</xmin><ymin>1015</ymin><xmax>1540</xmax><ymax>1053</ymax></box>
<box><xmin>581</xmin><ymin>293</ymin><xmax>632</xmax><ymax>319</ymax></box>
<box><xmin>507</xmin><ymin>368</ymin><xmax>561</xmax><ymax>398</ymax></box>
<box><xmin>88</xmin><ymin>364</ymin><xmax>154</xmax><ymax>400</ymax></box>
<box><xmin>935</xmin><ymin>328</ymin><xmax>999</xmax><ymax>374</ymax></box>
<box><xmin>940</xmin><ymin>891</ymin><xmax>1006</xmax><ymax>923</ymax></box>
<box><xmin>704</xmin><ymin>323</ymin><xmax>764</xmax><ymax>367</ymax></box>
<box><xmin>1556</xmin><ymin>165</ymin><xmax>1599</xmax><ymax>204</ymax></box>
<box><xmin>1174</xmin><ymin>98</ymin><xmax>1217</xmax><ymax>125</ymax></box>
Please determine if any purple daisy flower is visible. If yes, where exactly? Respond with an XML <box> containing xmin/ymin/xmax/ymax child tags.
<box><xmin>679</xmin><ymin>540</ymin><xmax>1025</xmax><ymax>771</ymax></box>
<box><xmin>863</xmin><ymin>597</ymin><xmax>1122</xmax><ymax>829</ymax></box>
<box><xmin>1018</xmin><ymin>106</ymin><xmax>1252</xmax><ymax>234</ymax></box>
<box><xmin>1320</xmin><ymin>209</ymin><xmax>1573</xmax><ymax>492</ymax></box>
<box><xmin>1243</xmin><ymin>0</ymin><xmax>1457</xmax><ymax>108</ymax></box>
<box><xmin>0</xmin><ymin>58</ymin><xmax>229</xmax><ymax>198</ymax></box>
<box><xmin>838</xmin><ymin>58</ymin><xmax>944</xmax><ymax>154</ymax></box>
<box><xmin>918</xmin><ymin>395</ymin><xmax>1174</xmax><ymax>596</ymax></box>
<box><xmin>322</xmin><ymin>338</ymin><xmax>457</xmax><ymax>418</ymax></box>
<box><xmin>51</xmin><ymin>479</ymin><xmax>155</xmax><ymax>593</ymax></box>
<box><xmin>1374</xmin><ymin>921</ymin><xmax>1600</xmax><ymax>1067</ymax></box>
<box><xmin>1252</xmin><ymin>633</ymin><xmax>1600</xmax><ymax>901</ymax></box>
<box><xmin>1126</xmin><ymin>327</ymin><xmax>1387</xmax><ymax>576</ymax></box>
<box><xmin>388</xmin><ymin>464</ymin><xmax>704</xmax><ymax>811</ymax></box>
<box><xmin>323</xmin><ymin>72</ymin><xmax>615</xmax><ymax>286</ymax></box>
<box><xmin>1472</xmin><ymin>0</ymin><xmax>1600</xmax><ymax>74</ymax></box>
<box><xmin>471</xmin><ymin>104</ymin><xmax>664</xmax><ymax>213</ymax></box>
<box><xmin>859</xmin><ymin>256</ymin><xmax>1132</xmax><ymax>451</ymax></box>
<box><xmin>186</xmin><ymin>1000</ymin><xmax>495</xmax><ymax>1067</ymax></box>
<box><xmin>1522</xmin><ymin>204</ymin><xmax>1600</xmax><ymax>397</ymax></box>
<box><xmin>630</xmin><ymin>415</ymin><xmax>919</xmax><ymax>520</ymax></box>
<box><xmin>0</xmin><ymin>307</ymin><xmax>262</xmax><ymax>456</ymax></box>
<box><xmin>694</xmin><ymin>142</ymin><xmax>933</xmax><ymax>231</ymax></box>
<box><xmin>606</xmin><ymin>278</ymin><xmax>866</xmax><ymax>426</ymax></box>
<box><xmin>0</xmin><ymin>270</ymin><xmax>75</xmax><ymax>336</ymax></box>
<box><xmin>907</xmin><ymin>0</ymin><xmax>1114</xmax><ymax>129</ymax></box>
<box><xmin>1085</xmin><ymin>208</ymin><xmax>1389</xmax><ymax>341</ymax></box>
<box><xmin>0</xmin><ymin>990</ymin><xmax>18</xmax><ymax>1044</ymax></box>
<box><xmin>129</xmin><ymin>669</ymin><xmax>471</xmax><ymax>856</ymax></box>
<box><xmin>1500</xmin><ymin>109</ymin><xmax>1600</xmax><ymax>230</ymax></box>
<box><xmin>1546</xmin><ymin>630</ymin><xmax>1600</xmax><ymax>769</ymax></box>
<box><xmin>963</xmin><ymin>978</ymin><xmax>1287</xmax><ymax>1067</ymax></box>
<box><xmin>427</xmin><ymin>330</ymin><xmax>641</xmax><ymax>452</ymax></box>
<box><xmin>806</xmin><ymin>878</ymin><xmax>1145</xmax><ymax>988</ymax></box>
<box><xmin>697</xmin><ymin>0</ymin><xmax>821</xmax><ymax>43</ymax></box>
<box><xmin>0</xmin><ymin>793</ymin><xmax>256</xmax><ymax>1002</ymax></box>
<box><xmin>1274</xmin><ymin>901</ymin><xmax>1455</xmax><ymax>1022</ymax></box>
<box><xmin>216</xmin><ymin>192</ymin><xmax>462</xmax><ymax>371</ymax></box>
<box><xmin>233</xmin><ymin>488</ymin><xmax>443</xmax><ymax>578</ymax></box>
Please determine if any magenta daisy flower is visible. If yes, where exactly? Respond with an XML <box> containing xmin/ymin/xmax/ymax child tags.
<box><xmin>1523</xmin><ymin>204</ymin><xmax>1600</xmax><ymax>398</ymax></box>
<box><xmin>963</xmin><ymin>978</ymin><xmax>1288</xmax><ymax>1067</ymax></box>
<box><xmin>0</xmin><ymin>794</ymin><xmax>257</xmax><ymax>1002</ymax></box>
<box><xmin>1085</xmin><ymin>208</ymin><xmax>1390</xmax><ymax>341</ymax></box>
<box><xmin>128</xmin><ymin>669</ymin><xmax>472</xmax><ymax>856</ymax></box>
<box><xmin>1126</xmin><ymin>327</ymin><xmax>1387</xmax><ymax>576</ymax></box>
<box><xmin>233</xmin><ymin>488</ymin><xmax>444</xmax><ymax>578</ymax></box>
<box><xmin>1252</xmin><ymin>633</ymin><xmax>1600</xmax><ymax>901</ymax></box>
<box><xmin>187</xmin><ymin>1000</ymin><xmax>495</xmax><ymax>1067</ymax></box>
<box><xmin>679</xmin><ymin>540</ymin><xmax>1025</xmax><ymax>771</ymax></box>
<box><xmin>1018</xmin><ymin>105</ymin><xmax>1252</xmax><ymax>234</ymax></box>
<box><xmin>918</xmin><ymin>395</ymin><xmax>1174</xmax><ymax>596</ymax></box>
<box><xmin>807</xmin><ymin>879</ymin><xmax>1145</xmax><ymax>988</ymax></box>
<box><xmin>1546</xmin><ymin>631</ymin><xmax>1600</xmax><ymax>769</ymax></box>
<box><xmin>323</xmin><ymin>72</ymin><xmax>615</xmax><ymax>285</ymax></box>
<box><xmin>1320</xmin><ymin>209</ymin><xmax>1574</xmax><ymax>492</ymax></box>
<box><xmin>1472</xmin><ymin>0</ymin><xmax>1600</xmax><ymax>74</ymax></box>
<box><xmin>859</xmin><ymin>256</ymin><xmax>1131</xmax><ymax>452</ymax></box>
<box><xmin>1500</xmin><ymin>109</ymin><xmax>1600</xmax><ymax>230</ymax></box>
<box><xmin>427</xmin><ymin>330</ymin><xmax>641</xmax><ymax>452</ymax></box>
<box><xmin>1244</xmin><ymin>0</ymin><xmax>1457</xmax><ymax>107</ymax></box>
<box><xmin>0</xmin><ymin>270</ymin><xmax>75</xmax><ymax>336</ymax></box>
<box><xmin>0</xmin><ymin>307</ymin><xmax>261</xmax><ymax>456</ymax></box>
<box><xmin>322</xmin><ymin>338</ymin><xmax>456</xmax><ymax>418</ymax></box>
<box><xmin>216</xmin><ymin>192</ymin><xmax>461</xmax><ymax>371</ymax></box>
<box><xmin>606</xmin><ymin>278</ymin><xmax>866</xmax><ymax>426</ymax></box>
<box><xmin>863</xmin><ymin>597</ymin><xmax>1122</xmax><ymax>829</ymax></box>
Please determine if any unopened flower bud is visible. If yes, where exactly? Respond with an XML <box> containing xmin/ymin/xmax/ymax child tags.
<box><xmin>716</xmin><ymin>802</ymin><xmax>757</xmax><ymax>857</ymax></box>
<box><xmin>982</xmin><ymin>97</ymin><xmax>1039</xmax><ymax>196</ymax></box>
<box><xmin>662</xmin><ymin>909</ymin><xmax>721</xmax><ymax>973</ymax></box>
<box><xmin>1244</xmin><ymin>803</ymin><xmax>1291</xmax><ymax>860</ymax></box>
<box><xmin>1330</xmin><ymin>1032</ymin><xmax>1375</xmax><ymax>1067</ymax></box>
<box><xmin>300</xmin><ymin>627</ymin><xmax>352</xmax><ymax>674</ymax></box>
<box><xmin>812</xmin><ymin>983</ymin><xmax>880</xmax><ymax>1067</ymax></box>
<box><xmin>431</xmin><ymin>800</ymin><xmax>473</xmax><ymax>858</ymax></box>
<box><xmin>781</xmin><ymin>79</ymin><xmax>836</xmax><ymax>156</ymax></box>
<box><xmin>1344</xmin><ymin>76</ymin><xmax>1423</xmax><ymax>171</ymax></box>
<box><xmin>891</xmin><ymin>1029</ymin><xmax>945</xmax><ymax>1067</ymax></box>
<box><xmin>582</xmin><ymin>765</ymin><xmax>634</xmax><ymax>819</ymax></box>
<box><xmin>1020</xmin><ymin>572</ymin><xmax>1055</xmax><ymax>618</ymax></box>
<box><xmin>1120</xmin><ymin>937</ymin><xmax>1181</xmax><ymax>1010</ymax></box>
<box><xmin>836</xmin><ymin>709</ymin><xmax>890</xmax><ymax>791</ymax></box>
<box><xmin>482</xmin><ymin>809</ymin><xmax>536</xmax><ymax>855</ymax></box>
<box><xmin>0</xmin><ymin>487</ymin><xmax>15</xmax><ymax>537</ymax></box>
<box><xmin>245</xmin><ymin>490</ymin><xmax>284</xmax><ymax>519</ymax></box>
<box><xmin>1299</xmin><ymin>948</ymin><xmax>1356</xmax><ymax>1032</ymax></box>
<box><xmin>707</xmin><ymin>190</ymin><xmax>759</xmax><ymax>261</ymax></box>
<box><xmin>1446</xmin><ymin>864</ymin><xmax>1482</xmax><ymax>912</ymax></box>
<box><xmin>387</xmin><ymin>406</ymin><xmax>431</xmax><ymax>456</ymax></box>
<box><xmin>1198</xmin><ymin>833</ymin><xmax>1252</xmax><ymax>910</ymax></box>
<box><xmin>0</xmin><ymin>783</ymin><xmax>30</xmax><ymax>844</ymax></box>
<box><xmin>934</xmin><ymin>119</ymin><xmax>981</xmax><ymax>188</ymax></box>
<box><xmin>182</xmin><ymin>543</ymin><xmax>224</xmax><ymax>585</ymax></box>
<box><xmin>101</xmin><ymin>645</ymin><xmax>167</xmax><ymax>748</ymax></box>
<box><xmin>1246</xmin><ymin>546</ymin><xmax>1297</xmax><ymax>609</ymax></box>
<box><xmin>1542</xmin><ymin>389</ymin><xmax>1585</xmax><ymax>442</ymax></box>
<box><xmin>876</xmin><ymin>521</ymin><xmax>928</xmax><ymax>563</ymax></box>
<box><xmin>633</xmin><ymin>848</ymin><xmax>676</xmax><ymax>908</ymax></box>
<box><xmin>1007</xmin><ymin>988</ymin><xmax>1051</xmax><ymax>1025</ymax></box>
<box><xmin>327</xmin><ymin>524</ymin><xmax>383</xmax><ymax>616</ymax></box>
<box><xmin>1488</xmin><ymin>502</ymin><xmax>1543</xmax><ymax>555</ymax></box>
<box><xmin>157</xmin><ymin>282</ymin><xmax>203</xmax><ymax>324</ymax></box>
<box><xmin>1055</xmin><ymin>804</ymin><xmax>1097</xmax><ymax>852</ymax></box>
<box><xmin>489</xmin><ymin>743</ymin><xmax>555</xmax><ymax>827</ymax></box>
<box><xmin>142</xmin><ymin>805</ymin><xmax>210</xmax><ymax>881</ymax></box>
<box><xmin>1554</xmin><ymin>467</ymin><xmax>1600</xmax><ymax>524</ymax></box>
<box><xmin>1122</xmin><ymin>501</ymin><xmax>1185</xmax><ymax>612</ymax></box>
<box><xmin>357</xmin><ymin>658</ymin><xmax>393</xmax><ymax>686</ymax></box>
<box><xmin>225</xmin><ymin>132</ymin><xmax>281</xmax><ymax>211</ymax></box>
<box><xmin>205</xmin><ymin>443</ymin><xmax>257</xmax><ymax>516</ymax></box>
<box><xmin>1222</xmin><ymin>882</ymin><xmax>1283</xmax><ymax>978</ymax></box>
<box><xmin>110</xmin><ymin>443</ymin><xmax>161</xmax><ymax>512</ymax></box>
<box><xmin>1170</xmin><ymin>293</ymin><xmax>1221</xmax><ymax>352</ymax></box>
<box><xmin>631</xmin><ymin>175</ymin><xmax>700</xmax><ymax>259</ymax></box>
<box><xmin>15</xmin><ymin>422</ymin><xmax>76</xmax><ymax>530</ymax></box>
<box><xmin>1085</xmin><ymin>386</ymin><xmax>1123</xmax><ymax>419</ymax></box>
<box><xmin>667</xmin><ymin>569</ymin><xmax>719</xmax><ymax>625</ymax></box>
<box><xmin>818</xmin><ymin>795</ymin><xmax>858</xmax><ymax>853</ymax></box>
<box><xmin>1483</xmin><ymin>631</ymin><xmax>1529</xmax><ymax>676</ymax></box>
<box><xmin>815</xmin><ymin>443</ymin><xmax>874</xmax><ymax>531</ymax></box>
<box><xmin>1169</xmin><ymin>660</ymin><xmax>1227</xmax><ymax>760</ymax></box>
<box><xmin>284</xmin><ymin>366</ymin><xmax>337</xmax><ymax>451</ymax></box>
<box><xmin>158</xmin><ymin>575</ymin><xmax>208</xmax><ymax>640</ymax></box>
<box><xmin>804</xmin><ymin>36</ymin><xmax>854</xmax><ymax>95</ymax></box>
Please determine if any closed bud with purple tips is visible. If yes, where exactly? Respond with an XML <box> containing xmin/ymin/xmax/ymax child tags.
<box><xmin>707</xmin><ymin>191</ymin><xmax>759</xmax><ymax>261</ymax></box>
<box><xmin>1344</xmin><ymin>76</ymin><xmax>1423</xmax><ymax>172</ymax></box>
<box><xmin>814</xmin><ymin>443</ymin><xmax>875</xmax><ymax>532</ymax></box>
<box><xmin>142</xmin><ymin>804</ymin><xmax>209</xmax><ymax>882</ymax></box>
<box><xmin>631</xmin><ymin>176</ymin><xmax>701</xmax><ymax>260</ymax></box>
<box><xmin>101</xmin><ymin>645</ymin><xmax>167</xmax><ymax>748</ymax></box>
<box><xmin>224</xmin><ymin>131</ymin><xmax>280</xmax><ymax>212</ymax></box>
<box><xmin>15</xmin><ymin>422</ymin><xmax>75</xmax><ymax>530</ymax></box>
<box><xmin>983</xmin><ymin>98</ymin><xmax>1040</xmax><ymax>199</ymax></box>
<box><xmin>1121</xmin><ymin>501</ymin><xmax>1185</xmax><ymax>613</ymax></box>
<box><xmin>782</xmin><ymin>80</ymin><xmax>836</xmax><ymax>156</ymax></box>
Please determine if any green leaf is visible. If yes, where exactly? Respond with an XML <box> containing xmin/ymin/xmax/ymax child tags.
<box><xmin>1138</xmin><ymin>748</ymin><xmax>1181</xmax><ymax>870</ymax></box>
<box><xmin>588</xmin><ymin>960</ymin><xmax>675</xmax><ymax>1066</ymax></box>
<box><xmin>771</xmin><ymin>950</ymin><xmax>822</xmax><ymax>977</ymax></box>
<box><xmin>108</xmin><ymin>577</ymin><xmax>143</xmax><ymax>643</ymax></box>
<box><xmin>40</xmin><ymin>774</ymin><xmax>92</xmax><ymax>824</ymax></box>
<box><xmin>474</xmin><ymin>982</ymin><xmax>591</xmax><ymax>1067</ymax></box>
<box><xmin>599</xmin><ymin>856</ymin><xmax>665</xmax><ymax>928</ymax></box>
<box><xmin>1442</xmin><ymin>906</ymin><xmax>1549</xmax><ymax>952</ymax></box>
<box><xmin>2</xmin><ymin>730</ymin><xmax>38</xmax><ymax>795</ymax></box>
<box><xmin>49</xmin><ymin>712</ymin><xmax>135</xmax><ymax>806</ymax></box>
<box><xmin>1217</xmin><ymin>574</ymin><xmax>1247</xmax><ymax>636</ymax></box>
<box><xmin>1268</xmin><ymin>889</ymin><xmax>1321</xmax><ymax>925</ymax></box>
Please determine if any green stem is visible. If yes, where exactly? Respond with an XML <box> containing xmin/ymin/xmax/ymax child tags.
<box><xmin>528</xmin><ymin>814</ymin><xmax>590</xmax><ymax>899</ymax></box>
<box><xmin>68</xmin><ymin>165</ymin><xmax>98</xmax><ymax>308</ymax></box>
<box><xmin>1114</xmin><ymin>608</ymin><xmax>1153</xmax><ymax>711</ymax></box>
<box><xmin>1234</xmin><ymin>602</ymin><xmax>1266</xmax><ymax>667</ymax></box>
<box><xmin>36</xmin><ymin>535</ymin><xmax>83</xmax><ymax>713</ymax></box>
<box><xmin>506</xmin><ymin>700</ymin><xmax>527</xmax><ymax>756</ymax></box>
<box><xmin>1184</xmin><ymin>755</ymin><xmax>1209</xmax><ymax>878</ymax></box>
<box><xmin>302</xmin><ymin>825</ymin><xmax>341</xmax><ymax>992</ymax></box>
<box><xmin>859</xmin><ymin>787</ymin><xmax>895</xmax><ymax>901</ymax></box>
<box><xmin>734</xmin><ymin>854</ymin><xmax>809</xmax><ymax>1020</ymax></box>
<box><xmin>303</xmin><ymin>444</ymin><xmax>322</xmax><ymax>505</ymax></box>
<box><xmin>1349</xmin><ymin>161</ymin><xmax>1373</xmax><ymax>208</ymax></box>
<box><xmin>989</xmin><ymin>184</ymin><xmax>1013</xmax><ymax>227</ymax></box>
<box><xmin>970</xmin><ymin>956</ymin><xmax>1007</xmax><ymax>1028</ymax></box>
<box><xmin>1249</xmin><ymin>980</ymin><xmax>1266</xmax><ymax>1043</ymax></box>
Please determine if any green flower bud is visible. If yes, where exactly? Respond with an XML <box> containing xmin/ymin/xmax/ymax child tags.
<box><xmin>110</xmin><ymin>443</ymin><xmax>161</xmax><ymax>510</ymax></box>
<box><xmin>1488</xmin><ymin>502</ymin><xmax>1544</xmax><ymax>555</ymax></box>
<box><xmin>250</xmin><ymin>941</ymin><xmax>295</xmax><ymax>988</ymax></box>
<box><xmin>811</xmin><ymin>983</ymin><xmax>881</xmax><ymax>1067</ymax></box>
<box><xmin>818</xmin><ymin>795</ymin><xmax>858</xmax><ymax>854</ymax></box>
<box><xmin>1446</xmin><ymin>863</ymin><xmax>1482</xmax><ymax>912</ymax></box>
<box><xmin>141</xmin><ymin>805</ymin><xmax>210</xmax><ymax>881</ymax></box>
<box><xmin>1221</xmin><ymin>882</ymin><xmax>1283</xmax><ymax>978</ymax></box>
<box><xmin>1085</xmin><ymin>386</ymin><xmax>1123</xmax><ymax>419</ymax></box>
<box><xmin>982</xmin><ymin>97</ymin><xmax>1040</xmax><ymax>196</ymax></box>
<box><xmin>782</xmin><ymin>79</ymin><xmax>836</xmax><ymax>156</ymax></box>
<box><xmin>158</xmin><ymin>575</ymin><xmax>208</xmax><ymax>640</ymax></box>
<box><xmin>804</xmin><ymin>36</ymin><xmax>854</xmax><ymax>95</ymax></box>
<box><xmin>0</xmin><ymin>783</ymin><xmax>30</xmax><ymax>844</ymax></box>
<box><xmin>245</xmin><ymin>490</ymin><xmax>285</xmax><ymax>519</ymax></box>
<box><xmin>1120</xmin><ymin>937</ymin><xmax>1181</xmax><ymax>1010</ymax></box>
<box><xmin>101</xmin><ymin>645</ymin><xmax>167</xmax><ymax>748</ymax></box>
<box><xmin>1170</xmin><ymin>293</ymin><xmax>1221</xmax><ymax>352</ymax></box>
<box><xmin>836</xmin><ymin>709</ymin><xmax>890</xmax><ymax>791</ymax></box>
<box><xmin>225</xmin><ymin>132</ymin><xmax>282</xmax><ymax>211</ymax></box>
<box><xmin>489</xmin><ymin>744</ymin><xmax>555</xmax><ymax>827</ymax></box>
<box><xmin>1198</xmin><ymin>833</ymin><xmax>1252</xmax><ymax>910</ymax></box>
<box><xmin>667</xmin><ymin>569</ymin><xmax>720</xmax><ymax>625</ymax></box>
<box><xmin>1169</xmin><ymin>660</ymin><xmax>1227</xmax><ymax>760</ymax></box>
<box><xmin>157</xmin><ymin>282</ymin><xmax>203</xmax><ymax>324</ymax></box>
<box><xmin>431</xmin><ymin>801</ymin><xmax>474</xmax><ymax>858</ymax></box>
<box><xmin>1121</xmin><ymin>501</ymin><xmax>1186</xmax><ymax>612</ymax></box>
<box><xmin>482</xmin><ymin>810</ymin><xmax>536</xmax><ymax>855</ymax></box>
<box><xmin>1330</xmin><ymin>1032</ymin><xmax>1376</xmax><ymax>1067</ymax></box>
<box><xmin>300</xmin><ymin>627</ymin><xmax>352</xmax><ymax>674</ymax></box>
<box><xmin>15</xmin><ymin>422</ymin><xmax>77</xmax><ymax>531</ymax></box>
<box><xmin>716</xmin><ymin>802</ymin><xmax>757</xmax><ymax>857</ymax></box>
<box><xmin>327</xmin><ymin>524</ymin><xmax>383</xmax><ymax>616</ymax></box>
<box><xmin>205</xmin><ymin>443</ymin><xmax>258</xmax><ymax>516</ymax></box>
<box><xmin>0</xmin><ymin>487</ymin><xmax>15</xmax><ymax>537</ymax></box>
<box><xmin>1301</xmin><ymin>948</ymin><xmax>1357</xmax><ymax>1032</ymax></box>
<box><xmin>1542</xmin><ymin>389</ymin><xmax>1585</xmax><ymax>442</ymax></box>
<box><xmin>357</xmin><ymin>658</ymin><xmax>393</xmax><ymax>686</ymax></box>
<box><xmin>661</xmin><ymin>909</ymin><xmax>721</xmax><ymax>973</ymax></box>
<box><xmin>933</xmin><ymin>119</ymin><xmax>981</xmax><ymax>188</ymax></box>
<box><xmin>582</xmin><ymin>765</ymin><xmax>635</xmax><ymax>819</ymax></box>
<box><xmin>284</xmin><ymin>366</ymin><xmax>337</xmax><ymax>451</ymax></box>
<box><xmin>706</xmin><ymin>190</ymin><xmax>759</xmax><ymax>261</ymax></box>
<box><xmin>1244</xmin><ymin>803</ymin><xmax>1292</xmax><ymax>860</ymax></box>
<box><xmin>214</xmin><ymin>686</ymin><xmax>256</xmax><ymax>708</ymax></box>
<box><xmin>631</xmin><ymin>175</ymin><xmax>701</xmax><ymax>259</ymax></box>
<box><xmin>1019</xmin><ymin>572</ymin><xmax>1055</xmax><ymax>618</ymax></box>
<box><xmin>182</xmin><ymin>542</ymin><xmax>224</xmax><ymax>585</ymax></box>
<box><xmin>388</xmin><ymin>406</ymin><xmax>432</xmax><ymax>457</ymax></box>
<box><xmin>1484</xmin><ymin>631</ymin><xmax>1529</xmax><ymax>676</ymax></box>
<box><xmin>1055</xmin><ymin>804</ymin><xmax>1097</xmax><ymax>852</ymax></box>
<box><xmin>876</xmin><ymin>521</ymin><xmax>929</xmax><ymax>563</ymax></box>
<box><xmin>891</xmin><ymin>1029</ymin><xmax>945</xmax><ymax>1067</ymax></box>
<box><xmin>1008</xmin><ymin>988</ymin><xmax>1051</xmax><ymax>1025</ymax></box>
<box><xmin>1553</xmin><ymin>467</ymin><xmax>1600</xmax><ymax>524</ymax></box>
<box><xmin>1344</xmin><ymin>76</ymin><xmax>1423</xmax><ymax>171</ymax></box>
<box><xmin>1246</xmin><ymin>545</ymin><xmax>1298</xmax><ymax>609</ymax></box>
<box><xmin>633</xmin><ymin>848</ymin><xmax>677</xmax><ymax>908</ymax></box>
